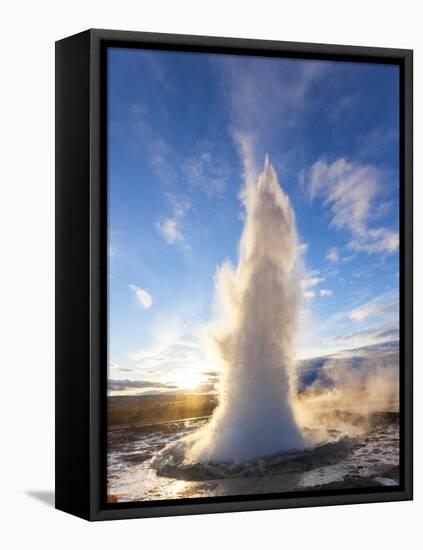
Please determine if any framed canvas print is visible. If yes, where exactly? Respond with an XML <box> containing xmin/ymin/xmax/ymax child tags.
<box><xmin>55</xmin><ymin>29</ymin><xmax>413</xmax><ymax>521</ymax></box>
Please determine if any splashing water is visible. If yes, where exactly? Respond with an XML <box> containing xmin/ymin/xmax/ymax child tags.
<box><xmin>155</xmin><ymin>156</ymin><xmax>305</xmax><ymax>470</ymax></box>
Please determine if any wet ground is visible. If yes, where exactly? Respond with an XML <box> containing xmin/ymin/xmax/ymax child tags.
<box><xmin>107</xmin><ymin>411</ymin><xmax>400</xmax><ymax>503</ymax></box>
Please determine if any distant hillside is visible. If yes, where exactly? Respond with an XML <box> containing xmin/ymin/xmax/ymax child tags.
<box><xmin>108</xmin><ymin>391</ymin><xmax>218</xmax><ymax>428</ymax></box>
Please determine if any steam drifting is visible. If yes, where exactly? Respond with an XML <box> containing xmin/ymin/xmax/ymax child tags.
<box><xmin>158</xmin><ymin>156</ymin><xmax>304</xmax><ymax>465</ymax></box>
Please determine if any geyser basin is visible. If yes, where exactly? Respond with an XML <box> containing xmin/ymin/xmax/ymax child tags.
<box><xmin>155</xmin><ymin>156</ymin><xmax>305</xmax><ymax>471</ymax></box>
<box><xmin>153</xmin><ymin>432</ymin><xmax>353</xmax><ymax>482</ymax></box>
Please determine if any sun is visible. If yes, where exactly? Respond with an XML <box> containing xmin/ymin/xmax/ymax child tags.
<box><xmin>175</xmin><ymin>370</ymin><xmax>204</xmax><ymax>390</ymax></box>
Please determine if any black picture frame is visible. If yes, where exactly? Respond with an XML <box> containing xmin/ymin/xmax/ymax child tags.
<box><xmin>55</xmin><ymin>28</ymin><xmax>413</xmax><ymax>521</ymax></box>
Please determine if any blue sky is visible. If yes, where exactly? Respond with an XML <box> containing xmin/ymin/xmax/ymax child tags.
<box><xmin>107</xmin><ymin>47</ymin><xmax>399</xmax><ymax>395</ymax></box>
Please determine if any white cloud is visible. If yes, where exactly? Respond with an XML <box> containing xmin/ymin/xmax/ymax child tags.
<box><xmin>216</xmin><ymin>58</ymin><xmax>328</xmax><ymax>187</ymax></box>
<box><xmin>134</xmin><ymin>51</ymin><xmax>172</xmax><ymax>92</ymax></box>
<box><xmin>324</xmin><ymin>322</ymin><xmax>399</xmax><ymax>349</ymax></box>
<box><xmin>301</xmin><ymin>271</ymin><xmax>324</xmax><ymax>300</ymax></box>
<box><xmin>128</xmin><ymin>104</ymin><xmax>179</xmax><ymax>187</ymax></box>
<box><xmin>307</xmin><ymin>158</ymin><xmax>398</xmax><ymax>254</ymax></box>
<box><xmin>356</xmin><ymin>126</ymin><xmax>397</xmax><ymax>161</ymax></box>
<box><xmin>302</xmin><ymin>276</ymin><xmax>324</xmax><ymax>289</ymax></box>
<box><xmin>328</xmin><ymin>94</ymin><xmax>357</xmax><ymax>122</ymax></box>
<box><xmin>320</xmin><ymin>289</ymin><xmax>333</xmax><ymax>297</ymax></box>
<box><xmin>129</xmin><ymin>284</ymin><xmax>153</xmax><ymax>309</ymax></box>
<box><xmin>129</xmin><ymin>313</ymin><xmax>216</xmax><ymax>379</ymax></box>
<box><xmin>219</xmin><ymin>57</ymin><xmax>328</xmax><ymax>136</ymax></box>
<box><xmin>108</xmin><ymin>378</ymin><xmax>177</xmax><ymax>394</ymax></box>
<box><xmin>297</xmin><ymin>243</ymin><xmax>309</xmax><ymax>255</ymax></box>
<box><xmin>182</xmin><ymin>149</ymin><xmax>228</xmax><ymax>197</ymax></box>
<box><xmin>348</xmin><ymin>292</ymin><xmax>398</xmax><ymax>322</ymax></box>
<box><xmin>155</xmin><ymin>217</ymin><xmax>183</xmax><ymax>244</ymax></box>
<box><xmin>326</xmin><ymin>247</ymin><xmax>339</xmax><ymax>263</ymax></box>
<box><xmin>108</xmin><ymin>363</ymin><xmax>135</xmax><ymax>373</ymax></box>
<box><xmin>300</xmin><ymin>289</ymin><xmax>399</xmax><ymax>359</ymax></box>
<box><xmin>349</xmin><ymin>227</ymin><xmax>399</xmax><ymax>254</ymax></box>
<box><xmin>155</xmin><ymin>194</ymin><xmax>190</xmax><ymax>246</ymax></box>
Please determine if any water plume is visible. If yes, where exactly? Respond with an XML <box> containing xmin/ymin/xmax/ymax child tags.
<box><xmin>156</xmin><ymin>156</ymin><xmax>305</xmax><ymax>467</ymax></box>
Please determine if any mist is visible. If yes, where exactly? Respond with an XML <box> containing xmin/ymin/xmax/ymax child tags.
<box><xmin>294</xmin><ymin>344</ymin><xmax>399</xmax><ymax>437</ymax></box>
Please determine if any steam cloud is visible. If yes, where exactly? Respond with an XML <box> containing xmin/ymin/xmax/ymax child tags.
<box><xmin>160</xmin><ymin>156</ymin><xmax>305</xmax><ymax>463</ymax></box>
<box><xmin>294</xmin><ymin>342</ymin><xmax>399</xmax><ymax>435</ymax></box>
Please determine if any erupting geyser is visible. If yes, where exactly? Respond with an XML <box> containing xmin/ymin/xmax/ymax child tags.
<box><xmin>157</xmin><ymin>156</ymin><xmax>305</xmax><ymax>468</ymax></box>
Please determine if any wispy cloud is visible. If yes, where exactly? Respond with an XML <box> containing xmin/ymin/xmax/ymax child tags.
<box><xmin>132</xmin><ymin>337</ymin><xmax>204</xmax><ymax>370</ymax></box>
<box><xmin>127</xmin><ymin>103</ymin><xmax>178</xmax><ymax>187</ymax></box>
<box><xmin>108</xmin><ymin>363</ymin><xmax>135</xmax><ymax>373</ymax></box>
<box><xmin>349</xmin><ymin>227</ymin><xmax>399</xmax><ymax>254</ymax></box>
<box><xmin>297</xmin><ymin>243</ymin><xmax>309</xmax><ymax>255</ymax></box>
<box><xmin>324</xmin><ymin>322</ymin><xmax>399</xmax><ymax>349</ymax></box>
<box><xmin>129</xmin><ymin>313</ymin><xmax>214</xmax><ymax>377</ymax></box>
<box><xmin>326</xmin><ymin>247</ymin><xmax>339</xmax><ymax>263</ymax></box>
<box><xmin>299</xmin><ymin>289</ymin><xmax>399</xmax><ymax>359</ymax></box>
<box><xmin>219</xmin><ymin>57</ymin><xmax>327</xmax><ymax>135</ymax></box>
<box><xmin>129</xmin><ymin>284</ymin><xmax>153</xmax><ymax>309</ymax></box>
<box><xmin>182</xmin><ymin>147</ymin><xmax>228</xmax><ymax>197</ymax></box>
<box><xmin>300</xmin><ymin>271</ymin><xmax>325</xmax><ymax>301</ymax></box>
<box><xmin>155</xmin><ymin>218</ymin><xmax>183</xmax><ymax>244</ymax></box>
<box><xmin>306</xmin><ymin>158</ymin><xmax>398</xmax><ymax>254</ymax></box>
<box><xmin>302</xmin><ymin>276</ymin><xmax>325</xmax><ymax>289</ymax></box>
<box><xmin>328</xmin><ymin>94</ymin><xmax>357</xmax><ymax>123</ymax></box>
<box><xmin>217</xmin><ymin>57</ymin><xmax>328</xmax><ymax>185</ymax></box>
<box><xmin>133</xmin><ymin>50</ymin><xmax>173</xmax><ymax>93</ymax></box>
<box><xmin>155</xmin><ymin>194</ymin><xmax>190</xmax><ymax>246</ymax></box>
<box><xmin>108</xmin><ymin>379</ymin><xmax>177</xmax><ymax>392</ymax></box>
<box><xmin>127</xmin><ymin>98</ymin><xmax>228</xmax><ymax>252</ymax></box>
<box><xmin>320</xmin><ymin>289</ymin><xmax>333</xmax><ymax>297</ymax></box>
<box><xmin>348</xmin><ymin>291</ymin><xmax>398</xmax><ymax>322</ymax></box>
<box><xmin>356</xmin><ymin>126</ymin><xmax>398</xmax><ymax>161</ymax></box>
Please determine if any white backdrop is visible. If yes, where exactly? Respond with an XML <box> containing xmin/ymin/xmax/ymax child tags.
<box><xmin>0</xmin><ymin>1</ymin><xmax>420</xmax><ymax>548</ymax></box>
